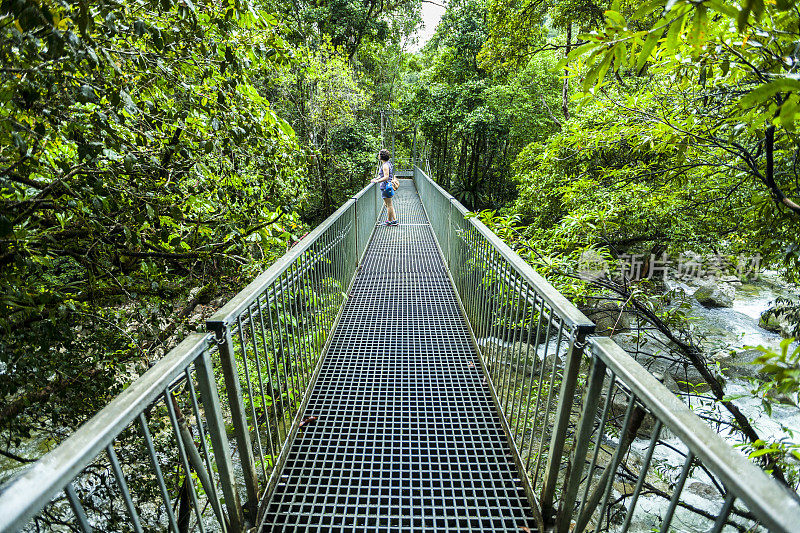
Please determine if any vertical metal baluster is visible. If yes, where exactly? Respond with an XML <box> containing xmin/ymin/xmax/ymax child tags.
<box><xmin>106</xmin><ymin>443</ymin><xmax>144</xmax><ymax>533</ymax></box>
<box><xmin>658</xmin><ymin>452</ymin><xmax>695</xmax><ymax>533</ymax></box>
<box><xmin>495</xmin><ymin>267</ymin><xmax>514</xmax><ymax>405</ymax></box>
<box><xmin>247</xmin><ymin>305</ymin><xmax>276</xmax><ymax>463</ymax></box>
<box><xmin>274</xmin><ymin>276</ymin><xmax>293</xmax><ymax>417</ymax></box>
<box><xmin>138</xmin><ymin>413</ymin><xmax>180</xmax><ymax>532</ymax></box>
<box><xmin>446</xmin><ymin>199</ymin><xmax>453</xmax><ymax>267</ymax></box>
<box><xmin>307</xmin><ymin>244</ymin><xmax>324</xmax><ymax>363</ymax></box>
<box><xmin>293</xmin><ymin>258</ymin><xmax>313</xmax><ymax>388</ymax></box>
<box><xmin>541</xmin><ymin>323</ymin><xmax>590</xmax><ymax>518</ymax></box>
<box><xmin>289</xmin><ymin>259</ymin><xmax>307</xmax><ymax>391</ymax></box>
<box><xmin>503</xmin><ymin>280</ymin><xmax>527</xmax><ymax>417</ymax></box>
<box><xmin>286</xmin><ymin>263</ymin><xmax>309</xmax><ymax>396</ymax></box>
<box><xmin>208</xmin><ymin>321</ymin><xmax>259</xmax><ymax>515</ymax></box>
<box><xmin>165</xmin><ymin>387</ymin><xmax>207</xmax><ymax>533</ymax></box>
<box><xmin>465</xmin><ymin>227</ymin><xmax>479</xmax><ymax>326</ymax></box>
<box><xmin>709</xmin><ymin>493</ymin><xmax>736</xmax><ymax>533</ymax></box>
<box><xmin>579</xmin><ymin>374</ymin><xmax>617</xmax><ymax>519</ymax></box>
<box><xmin>257</xmin><ymin>293</ymin><xmax>282</xmax><ymax>454</ymax></box>
<box><xmin>184</xmin><ymin>368</ymin><xmax>227</xmax><ymax>533</ymax></box>
<box><xmin>316</xmin><ymin>235</ymin><xmax>330</xmax><ymax>343</ymax></box>
<box><xmin>525</xmin><ymin>298</ymin><xmax>548</xmax><ymax>473</ymax></box>
<box><xmin>279</xmin><ymin>274</ymin><xmax>301</xmax><ymax>414</ymax></box>
<box><xmin>497</xmin><ymin>269</ymin><xmax>517</xmax><ymax>409</ymax></box>
<box><xmin>494</xmin><ymin>262</ymin><xmax>515</xmax><ymax>385</ymax></box>
<box><xmin>275</xmin><ymin>274</ymin><xmax>294</xmax><ymax>410</ymax></box>
<box><xmin>334</xmin><ymin>218</ymin><xmax>345</xmax><ymax>298</ymax></box>
<box><xmin>486</xmin><ymin>250</ymin><xmax>505</xmax><ymax>382</ymax></box>
<box><xmin>302</xmin><ymin>249</ymin><xmax>318</xmax><ymax>379</ymax></box>
<box><xmin>267</xmin><ymin>287</ymin><xmax>291</xmax><ymax>433</ymax></box>
<box><xmin>533</xmin><ymin>316</ymin><xmax>561</xmax><ymax>486</ymax></box>
<box><xmin>619</xmin><ymin>420</ymin><xmax>663</xmax><ymax>533</ymax></box>
<box><xmin>480</xmin><ymin>240</ymin><xmax>496</xmax><ymax>370</ymax></box>
<box><xmin>316</xmin><ymin>232</ymin><xmax>330</xmax><ymax>333</ymax></box>
<box><xmin>195</xmin><ymin>347</ymin><xmax>244</xmax><ymax>532</ymax></box>
<box><xmin>350</xmin><ymin>202</ymin><xmax>358</xmax><ymax>273</ymax></box>
<box><xmin>491</xmin><ymin>263</ymin><xmax>510</xmax><ymax>392</ymax></box>
<box><xmin>237</xmin><ymin>314</ymin><xmax>267</xmax><ymax>482</ymax></box>
<box><xmin>65</xmin><ymin>483</ymin><xmax>93</xmax><ymax>533</ymax></box>
<box><xmin>477</xmin><ymin>237</ymin><xmax>494</xmax><ymax>346</ymax></box>
<box><xmin>514</xmin><ymin>293</ymin><xmax>539</xmax><ymax>439</ymax></box>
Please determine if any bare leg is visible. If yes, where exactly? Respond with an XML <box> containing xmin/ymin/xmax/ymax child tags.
<box><xmin>384</xmin><ymin>198</ymin><xmax>396</xmax><ymax>222</ymax></box>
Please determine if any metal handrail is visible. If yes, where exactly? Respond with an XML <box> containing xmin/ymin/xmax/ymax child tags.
<box><xmin>562</xmin><ymin>338</ymin><xmax>800</xmax><ymax>533</ymax></box>
<box><xmin>0</xmin><ymin>334</ymin><xmax>242</xmax><ymax>532</ymax></box>
<box><xmin>205</xmin><ymin>181</ymin><xmax>381</xmax><ymax>520</ymax></box>
<box><xmin>209</xmin><ymin>183</ymin><xmax>375</xmax><ymax>328</ymax></box>
<box><xmin>414</xmin><ymin>164</ymin><xmax>800</xmax><ymax>532</ymax></box>
<box><xmin>415</xmin><ymin>166</ymin><xmax>593</xmax><ymax>331</ymax></box>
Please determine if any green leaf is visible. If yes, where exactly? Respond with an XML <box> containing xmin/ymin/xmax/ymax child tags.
<box><xmin>636</xmin><ymin>31</ymin><xmax>661</xmax><ymax>72</ymax></box>
<box><xmin>779</xmin><ymin>94</ymin><xmax>800</xmax><ymax>129</ymax></box>
<box><xmin>739</xmin><ymin>79</ymin><xmax>800</xmax><ymax>108</ymax></box>
<box><xmin>632</xmin><ymin>0</ymin><xmax>666</xmax><ymax>21</ymax></box>
<box><xmin>605</xmin><ymin>10</ymin><xmax>626</xmax><ymax>26</ymax></box>
<box><xmin>749</xmin><ymin>447</ymin><xmax>775</xmax><ymax>458</ymax></box>
<box><xmin>664</xmin><ymin>13</ymin><xmax>684</xmax><ymax>52</ymax></box>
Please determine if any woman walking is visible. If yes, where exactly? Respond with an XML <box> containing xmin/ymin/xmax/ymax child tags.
<box><xmin>370</xmin><ymin>149</ymin><xmax>398</xmax><ymax>226</ymax></box>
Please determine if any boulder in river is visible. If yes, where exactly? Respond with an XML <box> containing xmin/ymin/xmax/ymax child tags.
<box><xmin>693</xmin><ymin>280</ymin><xmax>735</xmax><ymax>308</ymax></box>
<box><xmin>582</xmin><ymin>300</ymin><xmax>632</xmax><ymax>336</ymax></box>
<box><xmin>710</xmin><ymin>349</ymin><xmax>765</xmax><ymax>380</ymax></box>
<box><xmin>758</xmin><ymin>297</ymin><xmax>800</xmax><ymax>338</ymax></box>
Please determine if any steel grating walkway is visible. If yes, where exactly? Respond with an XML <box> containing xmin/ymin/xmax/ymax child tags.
<box><xmin>260</xmin><ymin>181</ymin><xmax>536</xmax><ymax>532</ymax></box>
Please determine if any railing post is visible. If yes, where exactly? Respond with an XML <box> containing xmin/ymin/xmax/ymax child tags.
<box><xmin>208</xmin><ymin>322</ymin><xmax>260</xmax><ymax>522</ymax></box>
<box><xmin>352</xmin><ymin>195</ymin><xmax>359</xmax><ymax>259</ymax></box>
<box><xmin>554</xmin><ymin>351</ymin><xmax>607</xmax><ymax>533</ymax></box>
<box><xmin>195</xmin><ymin>345</ymin><xmax>245</xmax><ymax>531</ymax></box>
<box><xmin>540</xmin><ymin>326</ymin><xmax>591</xmax><ymax>525</ymax></box>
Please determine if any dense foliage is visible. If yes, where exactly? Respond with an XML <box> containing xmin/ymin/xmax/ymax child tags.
<box><xmin>0</xmin><ymin>0</ymin><xmax>417</xmax><ymax>469</ymax></box>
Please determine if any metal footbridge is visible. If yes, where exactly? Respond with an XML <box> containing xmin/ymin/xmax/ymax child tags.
<box><xmin>2</xmin><ymin>168</ymin><xmax>799</xmax><ymax>533</ymax></box>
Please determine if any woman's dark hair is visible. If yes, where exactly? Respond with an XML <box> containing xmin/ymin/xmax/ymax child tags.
<box><xmin>378</xmin><ymin>149</ymin><xmax>391</xmax><ymax>161</ymax></box>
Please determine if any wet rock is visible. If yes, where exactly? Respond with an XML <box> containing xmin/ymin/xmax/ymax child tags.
<box><xmin>651</xmin><ymin>367</ymin><xmax>680</xmax><ymax>394</ymax></box>
<box><xmin>481</xmin><ymin>341</ymin><xmax>539</xmax><ymax>376</ymax></box>
<box><xmin>693</xmin><ymin>281</ymin><xmax>735</xmax><ymax>308</ymax></box>
<box><xmin>686</xmin><ymin>481</ymin><xmax>721</xmax><ymax>501</ymax></box>
<box><xmin>583</xmin><ymin>300</ymin><xmax>632</xmax><ymax>336</ymax></box>
<box><xmin>710</xmin><ymin>349</ymin><xmax>764</xmax><ymax>380</ymax></box>
<box><xmin>759</xmin><ymin>298</ymin><xmax>800</xmax><ymax>338</ymax></box>
<box><xmin>764</xmin><ymin>388</ymin><xmax>798</xmax><ymax>406</ymax></box>
<box><xmin>610</xmin><ymin>333</ymin><xmax>711</xmax><ymax>392</ymax></box>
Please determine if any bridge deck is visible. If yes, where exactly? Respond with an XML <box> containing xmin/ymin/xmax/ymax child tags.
<box><xmin>260</xmin><ymin>182</ymin><xmax>535</xmax><ymax>532</ymax></box>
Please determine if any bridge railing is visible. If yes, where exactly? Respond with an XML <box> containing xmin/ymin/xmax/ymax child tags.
<box><xmin>558</xmin><ymin>337</ymin><xmax>800</xmax><ymax>533</ymax></box>
<box><xmin>0</xmin><ymin>183</ymin><xmax>381</xmax><ymax>531</ymax></box>
<box><xmin>414</xmin><ymin>165</ymin><xmax>800</xmax><ymax>532</ymax></box>
<box><xmin>0</xmin><ymin>334</ymin><xmax>242</xmax><ymax>532</ymax></box>
<box><xmin>205</xmin><ymin>182</ymin><xmax>380</xmax><ymax>521</ymax></box>
<box><xmin>415</xmin><ymin>166</ymin><xmax>595</xmax><ymax>528</ymax></box>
